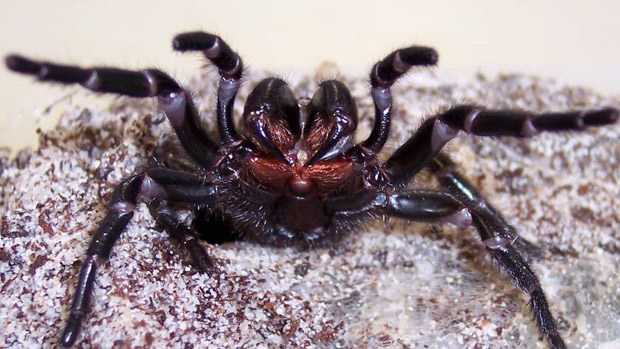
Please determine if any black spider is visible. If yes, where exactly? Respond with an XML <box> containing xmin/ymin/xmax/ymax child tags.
<box><xmin>5</xmin><ymin>31</ymin><xmax>619</xmax><ymax>349</ymax></box>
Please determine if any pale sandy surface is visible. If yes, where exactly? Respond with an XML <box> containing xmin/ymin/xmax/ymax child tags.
<box><xmin>1</xmin><ymin>68</ymin><xmax>619</xmax><ymax>348</ymax></box>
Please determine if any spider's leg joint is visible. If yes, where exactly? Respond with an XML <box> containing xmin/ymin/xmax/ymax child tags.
<box><xmin>373</xmin><ymin>192</ymin><xmax>389</xmax><ymax>209</ymax></box>
<box><xmin>109</xmin><ymin>201</ymin><xmax>136</xmax><ymax>215</ymax></box>
<box><xmin>431</xmin><ymin>119</ymin><xmax>459</xmax><ymax>151</ymax></box>
<box><xmin>392</xmin><ymin>51</ymin><xmax>412</xmax><ymax>73</ymax></box>
<box><xmin>371</xmin><ymin>87</ymin><xmax>392</xmax><ymax>112</ymax></box>
<box><xmin>204</xmin><ymin>37</ymin><xmax>221</xmax><ymax>58</ymax></box>
<box><xmin>143</xmin><ymin>70</ymin><xmax>161</xmax><ymax>97</ymax></box>
<box><xmin>81</xmin><ymin>70</ymin><xmax>101</xmax><ymax>91</ymax></box>
<box><xmin>139</xmin><ymin>175</ymin><xmax>168</xmax><ymax>201</ymax></box>
<box><xmin>219</xmin><ymin>77</ymin><xmax>241</xmax><ymax>101</ymax></box>
<box><xmin>521</xmin><ymin>118</ymin><xmax>539</xmax><ymax>137</ymax></box>
<box><xmin>463</xmin><ymin>109</ymin><xmax>480</xmax><ymax>133</ymax></box>
<box><xmin>158</xmin><ymin>92</ymin><xmax>187</xmax><ymax>128</ymax></box>
<box><xmin>482</xmin><ymin>236</ymin><xmax>516</xmax><ymax>249</ymax></box>
<box><xmin>438</xmin><ymin>207</ymin><xmax>472</xmax><ymax>228</ymax></box>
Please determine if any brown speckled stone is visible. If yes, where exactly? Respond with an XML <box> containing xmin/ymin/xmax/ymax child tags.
<box><xmin>1</xmin><ymin>69</ymin><xmax>619</xmax><ymax>348</ymax></box>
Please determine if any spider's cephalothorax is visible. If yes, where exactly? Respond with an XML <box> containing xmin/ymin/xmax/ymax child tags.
<box><xmin>5</xmin><ymin>32</ymin><xmax>619</xmax><ymax>349</ymax></box>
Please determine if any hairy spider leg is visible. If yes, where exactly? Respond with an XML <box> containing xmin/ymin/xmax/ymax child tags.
<box><xmin>147</xmin><ymin>201</ymin><xmax>216</xmax><ymax>272</ymax></box>
<box><xmin>426</xmin><ymin>155</ymin><xmax>567</xmax><ymax>349</ymax></box>
<box><xmin>58</xmin><ymin>168</ymin><xmax>216</xmax><ymax>347</ymax></box>
<box><xmin>376</xmin><ymin>178</ymin><xmax>566</xmax><ymax>348</ymax></box>
<box><xmin>347</xmin><ymin>45</ymin><xmax>438</xmax><ymax>162</ymax></box>
<box><xmin>4</xmin><ymin>55</ymin><xmax>219</xmax><ymax>166</ymax></box>
<box><xmin>324</xmin><ymin>186</ymin><xmax>470</xmax><ymax>227</ymax></box>
<box><xmin>173</xmin><ymin>32</ymin><xmax>244</xmax><ymax>145</ymax></box>
<box><xmin>332</xmin><ymin>153</ymin><xmax>566</xmax><ymax>348</ymax></box>
<box><xmin>383</xmin><ymin>105</ymin><xmax>619</xmax><ymax>184</ymax></box>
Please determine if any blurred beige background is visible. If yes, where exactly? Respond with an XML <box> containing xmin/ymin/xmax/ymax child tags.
<box><xmin>1</xmin><ymin>0</ymin><xmax>619</xmax><ymax>152</ymax></box>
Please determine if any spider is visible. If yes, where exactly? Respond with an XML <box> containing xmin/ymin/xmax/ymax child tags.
<box><xmin>5</xmin><ymin>31</ymin><xmax>619</xmax><ymax>349</ymax></box>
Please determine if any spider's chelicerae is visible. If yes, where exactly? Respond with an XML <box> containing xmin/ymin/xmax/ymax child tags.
<box><xmin>5</xmin><ymin>32</ymin><xmax>619</xmax><ymax>348</ymax></box>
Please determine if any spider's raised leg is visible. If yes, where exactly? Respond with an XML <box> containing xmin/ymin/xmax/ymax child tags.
<box><xmin>5</xmin><ymin>56</ymin><xmax>218</xmax><ymax>166</ymax></box>
<box><xmin>382</xmin><ymin>105</ymin><xmax>619</xmax><ymax>184</ymax></box>
<box><xmin>173</xmin><ymin>32</ymin><xmax>244</xmax><ymax>144</ymax></box>
<box><xmin>60</xmin><ymin>168</ymin><xmax>215</xmax><ymax>347</ymax></box>
<box><xmin>348</xmin><ymin>45</ymin><xmax>438</xmax><ymax>162</ymax></box>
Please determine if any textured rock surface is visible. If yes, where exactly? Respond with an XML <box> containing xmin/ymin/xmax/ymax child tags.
<box><xmin>1</xmin><ymin>68</ymin><xmax>619</xmax><ymax>348</ymax></box>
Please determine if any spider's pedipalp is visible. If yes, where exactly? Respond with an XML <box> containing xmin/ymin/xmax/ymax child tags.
<box><xmin>370</xmin><ymin>46</ymin><xmax>438</xmax><ymax>88</ymax></box>
<box><xmin>172</xmin><ymin>31</ymin><xmax>242</xmax><ymax>79</ymax></box>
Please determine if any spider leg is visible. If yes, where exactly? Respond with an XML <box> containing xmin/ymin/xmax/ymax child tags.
<box><xmin>385</xmin><ymin>189</ymin><xmax>472</xmax><ymax>226</ymax></box>
<box><xmin>5</xmin><ymin>55</ymin><xmax>218</xmax><ymax>166</ymax></box>
<box><xmin>383</xmin><ymin>105</ymin><xmax>619</xmax><ymax>184</ymax></box>
<box><xmin>420</xmin><ymin>155</ymin><xmax>566</xmax><ymax>349</ymax></box>
<box><xmin>60</xmin><ymin>168</ymin><xmax>215</xmax><ymax>347</ymax></box>
<box><xmin>147</xmin><ymin>201</ymin><xmax>215</xmax><ymax>272</ymax></box>
<box><xmin>347</xmin><ymin>45</ymin><xmax>438</xmax><ymax>162</ymax></box>
<box><xmin>173</xmin><ymin>32</ymin><xmax>244</xmax><ymax>144</ymax></box>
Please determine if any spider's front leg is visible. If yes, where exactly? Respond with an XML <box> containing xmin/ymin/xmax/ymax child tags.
<box><xmin>5</xmin><ymin>55</ymin><xmax>218</xmax><ymax>166</ymax></box>
<box><xmin>60</xmin><ymin>168</ymin><xmax>216</xmax><ymax>347</ymax></box>
<box><xmin>383</xmin><ymin>105</ymin><xmax>619</xmax><ymax>183</ymax></box>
